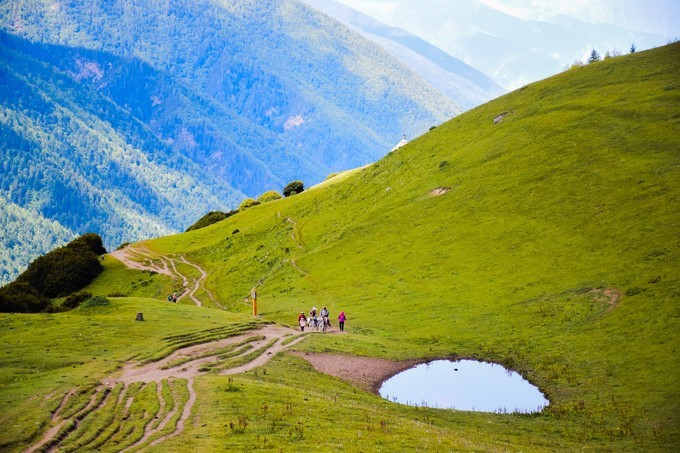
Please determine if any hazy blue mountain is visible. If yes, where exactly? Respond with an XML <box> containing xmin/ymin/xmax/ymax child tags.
<box><xmin>333</xmin><ymin>0</ymin><xmax>671</xmax><ymax>89</ymax></box>
<box><xmin>302</xmin><ymin>0</ymin><xmax>506</xmax><ymax>108</ymax></box>
<box><xmin>0</xmin><ymin>193</ymin><xmax>75</xmax><ymax>286</ymax></box>
<box><xmin>0</xmin><ymin>0</ymin><xmax>460</xmax><ymax>285</ymax></box>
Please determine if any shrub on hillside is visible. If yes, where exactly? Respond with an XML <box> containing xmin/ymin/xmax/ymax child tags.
<box><xmin>67</xmin><ymin>233</ymin><xmax>107</xmax><ymax>255</ymax></box>
<box><xmin>283</xmin><ymin>180</ymin><xmax>304</xmax><ymax>197</ymax></box>
<box><xmin>80</xmin><ymin>295</ymin><xmax>110</xmax><ymax>309</ymax></box>
<box><xmin>0</xmin><ymin>282</ymin><xmax>49</xmax><ymax>313</ymax></box>
<box><xmin>18</xmin><ymin>246</ymin><xmax>103</xmax><ymax>298</ymax></box>
<box><xmin>257</xmin><ymin>191</ymin><xmax>282</xmax><ymax>203</ymax></box>
<box><xmin>239</xmin><ymin>198</ymin><xmax>260</xmax><ymax>210</ymax></box>
<box><xmin>186</xmin><ymin>210</ymin><xmax>239</xmax><ymax>232</ymax></box>
<box><xmin>62</xmin><ymin>291</ymin><xmax>93</xmax><ymax>310</ymax></box>
<box><xmin>0</xmin><ymin>233</ymin><xmax>107</xmax><ymax>313</ymax></box>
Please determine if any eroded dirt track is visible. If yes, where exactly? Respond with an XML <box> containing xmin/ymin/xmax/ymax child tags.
<box><xmin>110</xmin><ymin>246</ymin><xmax>223</xmax><ymax>308</ymax></box>
<box><xmin>24</xmin><ymin>324</ymin><xmax>305</xmax><ymax>453</ymax></box>
<box><xmin>28</xmin><ymin>245</ymin><xmax>405</xmax><ymax>451</ymax></box>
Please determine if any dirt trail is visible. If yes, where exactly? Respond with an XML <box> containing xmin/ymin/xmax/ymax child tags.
<box><xmin>25</xmin><ymin>324</ymin><xmax>307</xmax><ymax>453</ymax></box>
<box><xmin>110</xmin><ymin>247</ymin><xmax>174</xmax><ymax>278</ymax></box>
<box><xmin>25</xmin><ymin>320</ymin><xmax>401</xmax><ymax>452</ymax></box>
<box><xmin>25</xmin><ymin>414</ymin><xmax>70</xmax><ymax>453</ymax></box>
<box><xmin>110</xmin><ymin>245</ymin><xmax>222</xmax><ymax>308</ymax></box>
<box><xmin>149</xmin><ymin>378</ymin><xmax>196</xmax><ymax>447</ymax></box>
<box><xmin>50</xmin><ymin>241</ymin><xmax>402</xmax><ymax>451</ymax></box>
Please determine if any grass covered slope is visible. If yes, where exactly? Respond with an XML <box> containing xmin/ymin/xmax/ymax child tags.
<box><xmin>2</xmin><ymin>44</ymin><xmax>678</xmax><ymax>451</ymax></box>
<box><xmin>143</xmin><ymin>44</ymin><xmax>680</xmax><ymax>448</ymax></box>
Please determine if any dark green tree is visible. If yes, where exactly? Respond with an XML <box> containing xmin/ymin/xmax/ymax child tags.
<box><xmin>283</xmin><ymin>180</ymin><xmax>304</xmax><ymax>197</ymax></box>
<box><xmin>0</xmin><ymin>282</ymin><xmax>49</xmax><ymax>313</ymax></box>
<box><xmin>587</xmin><ymin>49</ymin><xmax>601</xmax><ymax>64</ymax></box>
<box><xmin>0</xmin><ymin>233</ymin><xmax>107</xmax><ymax>312</ymax></box>
<box><xmin>185</xmin><ymin>210</ymin><xmax>238</xmax><ymax>232</ymax></box>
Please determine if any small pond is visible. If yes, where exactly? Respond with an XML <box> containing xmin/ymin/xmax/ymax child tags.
<box><xmin>379</xmin><ymin>359</ymin><xmax>548</xmax><ymax>413</ymax></box>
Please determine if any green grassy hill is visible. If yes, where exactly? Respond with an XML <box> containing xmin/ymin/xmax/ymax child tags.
<box><xmin>2</xmin><ymin>43</ymin><xmax>679</xmax><ymax>451</ymax></box>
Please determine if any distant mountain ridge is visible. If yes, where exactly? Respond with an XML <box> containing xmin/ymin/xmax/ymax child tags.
<box><xmin>302</xmin><ymin>0</ymin><xmax>506</xmax><ymax>108</ymax></box>
<box><xmin>333</xmin><ymin>0</ymin><xmax>672</xmax><ymax>89</ymax></box>
<box><xmin>0</xmin><ymin>0</ymin><xmax>460</xmax><ymax>285</ymax></box>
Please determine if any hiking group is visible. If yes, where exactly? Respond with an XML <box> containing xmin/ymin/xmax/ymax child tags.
<box><xmin>298</xmin><ymin>306</ymin><xmax>346</xmax><ymax>332</ymax></box>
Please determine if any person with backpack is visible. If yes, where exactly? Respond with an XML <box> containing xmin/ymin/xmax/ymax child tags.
<box><xmin>320</xmin><ymin>306</ymin><xmax>330</xmax><ymax>331</ymax></box>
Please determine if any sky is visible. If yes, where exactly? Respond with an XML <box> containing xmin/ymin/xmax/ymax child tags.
<box><xmin>479</xmin><ymin>0</ymin><xmax>680</xmax><ymax>36</ymax></box>
<box><xmin>328</xmin><ymin>0</ymin><xmax>679</xmax><ymax>89</ymax></box>
<box><xmin>334</xmin><ymin>0</ymin><xmax>680</xmax><ymax>37</ymax></box>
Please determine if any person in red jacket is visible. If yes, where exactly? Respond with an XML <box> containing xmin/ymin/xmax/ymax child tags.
<box><xmin>298</xmin><ymin>312</ymin><xmax>307</xmax><ymax>332</ymax></box>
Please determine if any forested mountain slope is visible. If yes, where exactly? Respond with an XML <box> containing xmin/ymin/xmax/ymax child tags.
<box><xmin>0</xmin><ymin>193</ymin><xmax>74</xmax><ymax>285</ymax></box>
<box><xmin>0</xmin><ymin>0</ymin><xmax>459</xmax><ymax>285</ymax></box>
<box><xmin>302</xmin><ymin>0</ymin><xmax>506</xmax><ymax>108</ymax></box>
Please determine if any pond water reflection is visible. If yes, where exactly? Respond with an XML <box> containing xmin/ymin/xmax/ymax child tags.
<box><xmin>379</xmin><ymin>359</ymin><xmax>548</xmax><ymax>413</ymax></box>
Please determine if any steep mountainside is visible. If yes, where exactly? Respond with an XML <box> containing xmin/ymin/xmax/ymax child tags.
<box><xmin>302</xmin><ymin>0</ymin><xmax>506</xmax><ymax>108</ymax></box>
<box><xmin>1</xmin><ymin>43</ymin><xmax>678</xmax><ymax>451</ymax></box>
<box><xmin>0</xmin><ymin>0</ymin><xmax>459</xmax><ymax>285</ymax></box>
<box><xmin>135</xmin><ymin>43</ymin><xmax>677</xmax><ymax>449</ymax></box>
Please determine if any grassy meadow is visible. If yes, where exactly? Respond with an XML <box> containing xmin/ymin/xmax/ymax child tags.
<box><xmin>1</xmin><ymin>43</ymin><xmax>679</xmax><ymax>451</ymax></box>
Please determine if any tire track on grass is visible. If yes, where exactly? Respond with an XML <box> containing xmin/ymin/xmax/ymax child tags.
<box><xmin>25</xmin><ymin>325</ymin><xmax>306</xmax><ymax>452</ymax></box>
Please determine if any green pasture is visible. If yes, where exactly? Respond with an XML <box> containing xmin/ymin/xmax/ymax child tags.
<box><xmin>0</xmin><ymin>298</ymin><xmax>249</xmax><ymax>450</ymax></box>
<box><xmin>1</xmin><ymin>44</ymin><xmax>678</xmax><ymax>451</ymax></box>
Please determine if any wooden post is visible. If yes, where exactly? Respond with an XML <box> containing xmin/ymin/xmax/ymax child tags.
<box><xmin>251</xmin><ymin>288</ymin><xmax>257</xmax><ymax>317</ymax></box>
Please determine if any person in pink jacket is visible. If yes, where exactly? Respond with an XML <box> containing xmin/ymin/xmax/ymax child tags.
<box><xmin>337</xmin><ymin>311</ymin><xmax>346</xmax><ymax>332</ymax></box>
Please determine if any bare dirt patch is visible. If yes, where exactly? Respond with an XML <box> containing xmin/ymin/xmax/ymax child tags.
<box><xmin>292</xmin><ymin>352</ymin><xmax>420</xmax><ymax>393</ymax></box>
<box><xmin>590</xmin><ymin>287</ymin><xmax>621</xmax><ymax>310</ymax></box>
<box><xmin>429</xmin><ymin>186</ymin><xmax>451</xmax><ymax>197</ymax></box>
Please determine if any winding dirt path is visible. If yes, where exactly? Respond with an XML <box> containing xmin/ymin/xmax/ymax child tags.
<box><xmin>24</xmin><ymin>324</ymin><xmax>307</xmax><ymax>453</ymax></box>
<box><xmin>110</xmin><ymin>246</ymin><xmax>223</xmax><ymax>308</ymax></box>
<box><xmin>110</xmin><ymin>246</ymin><xmax>174</xmax><ymax>278</ymax></box>
<box><xmin>149</xmin><ymin>378</ymin><xmax>196</xmax><ymax>448</ymax></box>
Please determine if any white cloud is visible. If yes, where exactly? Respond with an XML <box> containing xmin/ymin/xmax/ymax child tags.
<box><xmin>284</xmin><ymin>115</ymin><xmax>305</xmax><ymax>131</ymax></box>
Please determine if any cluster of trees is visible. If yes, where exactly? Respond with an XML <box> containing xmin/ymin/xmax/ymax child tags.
<box><xmin>239</xmin><ymin>181</ymin><xmax>305</xmax><ymax>210</ymax></box>
<box><xmin>0</xmin><ymin>234</ymin><xmax>107</xmax><ymax>313</ymax></box>
<box><xmin>567</xmin><ymin>43</ymin><xmax>637</xmax><ymax>70</ymax></box>
<box><xmin>185</xmin><ymin>210</ymin><xmax>239</xmax><ymax>232</ymax></box>
<box><xmin>186</xmin><ymin>181</ymin><xmax>305</xmax><ymax>232</ymax></box>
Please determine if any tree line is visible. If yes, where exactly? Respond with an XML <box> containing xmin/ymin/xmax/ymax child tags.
<box><xmin>0</xmin><ymin>234</ymin><xmax>107</xmax><ymax>313</ymax></box>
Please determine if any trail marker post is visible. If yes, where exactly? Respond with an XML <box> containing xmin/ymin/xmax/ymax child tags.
<box><xmin>251</xmin><ymin>288</ymin><xmax>257</xmax><ymax>317</ymax></box>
